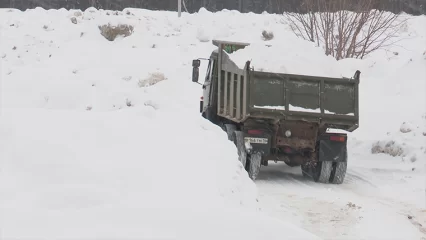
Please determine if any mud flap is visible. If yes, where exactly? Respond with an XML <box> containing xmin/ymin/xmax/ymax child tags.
<box><xmin>318</xmin><ymin>134</ymin><xmax>348</xmax><ymax>162</ymax></box>
<box><xmin>329</xmin><ymin>148</ymin><xmax>348</xmax><ymax>184</ymax></box>
<box><xmin>234</xmin><ymin>131</ymin><xmax>247</xmax><ymax>168</ymax></box>
<box><xmin>247</xmin><ymin>152</ymin><xmax>262</xmax><ymax>180</ymax></box>
<box><xmin>225</xmin><ymin>124</ymin><xmax>237</xmax><ymax>142</ymax></box>
<box><xmin>242</xmin><ymin>130</ymin><xmax>272</xmax><ymax>155</ymax></box>
<box><xmin>314</xmin><ymin>134</ymin><xmax>349</xmax><ymax>184</ymax></box>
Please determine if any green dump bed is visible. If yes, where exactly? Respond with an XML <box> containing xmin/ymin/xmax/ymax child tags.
<box><xmin>214</xmin><ymin>40</ymin><xmax>360</xmax><ymax>132</ymax></box>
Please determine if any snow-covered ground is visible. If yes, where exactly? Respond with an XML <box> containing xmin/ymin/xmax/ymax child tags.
<box><xmin>0</xmin><ymin>6</ymin><xmax>425</xmax><ymax>240</ymax></box>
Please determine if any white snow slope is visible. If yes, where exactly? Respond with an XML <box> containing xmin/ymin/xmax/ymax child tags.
<box><xmin>0</xmin><ymin>6</ymin><xmax>425</xmax><ymax>240</ymax></box>
<box><xmin>0</xmin><ymin>7</ymin><xmax>320</xmax><ymax>240</ymax></box>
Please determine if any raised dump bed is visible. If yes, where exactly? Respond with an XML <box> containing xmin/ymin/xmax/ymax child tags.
<box><xmin>214</xmin><ymin>40</ymin><xmax>359</xmax><ymax>132</ymax></box>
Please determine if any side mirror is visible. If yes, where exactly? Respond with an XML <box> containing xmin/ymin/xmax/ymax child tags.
<box><xmin>192</xmin><ymin>59</ymin><xmax>200</xmax><ymax>68</ymax></box>
<box><xmin>192</xmin><ymin>59</ymin><xmax>201</xmax><ymax>83</ymax></box>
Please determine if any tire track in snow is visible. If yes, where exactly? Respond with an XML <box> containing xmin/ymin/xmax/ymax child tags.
<box><xmin>345</xmin><ymin>170</ymin><xmax>378</xmax><ymax>188</ymax></box>
<box><xmin>377</xmin><ymin>198</ymin><xmax>426</xmax><ymax>238</ymax></box>
<box><xmin>255</xmin><ymin>162</ymin><xmax>425</xmax><ymax>240</ymax></box>
<box><xmin>408</xmin><ymin>212</ymin><xmax>426</xmax><ymax>238</ymax></box>
<box><xmin>256</xmin><ymin>163</ymin><xmax>362</xmax><ymax>239</ymax></box>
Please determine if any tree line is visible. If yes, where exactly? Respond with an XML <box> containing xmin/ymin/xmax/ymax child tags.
<box><xmin>1</xmin><ymin>0</ymin><xmax>425</xmax><ymax>15</ymax></box>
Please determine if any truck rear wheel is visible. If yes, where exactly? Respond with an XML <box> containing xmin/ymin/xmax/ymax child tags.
<box><xmin>329</xmin><ymin>149</ymin><xmax>348</xmax><ymax>184</ymax></box>
<box><xmin>313</xmin><ymin>161</ymin><xmax>333</xmax><ymax>183</ymax></box>
<box><xmin>246</xmin><ymin>152</ymin><xmax>262</xmax><ymax>180</ymax></box>
<box><xmin>329</xmin><ymin>162</ymin><xmax>347</xmax><ymax>184</ymax></box>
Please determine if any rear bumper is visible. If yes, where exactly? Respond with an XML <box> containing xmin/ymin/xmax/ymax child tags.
<box><xmin>243</xmin><ymin>130</ymin><xmax>272</xmax><ymax>155</ymax></box>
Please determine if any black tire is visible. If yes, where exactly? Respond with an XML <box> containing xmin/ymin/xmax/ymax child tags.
<box><xmin>313</xmin><ymin>161</ymin><xmax>333</xmax><ymax>183</ymax></box>
<box><xmin>329</xmin><ymin>162</ymin><xmax>347</xmax><ymax>184</ymax></box>
<box><xmin>329</xmin><ymin>150</ymin><xmax>348</xmax><ymax>184</ymax></box>
<box><xmin>233</xmin><ymin>131</ymin><xmax>247</xmax><ymax>168</ymax></box>
<box><xmin>205</xmin><ymin>107</ymin><xmax>216</xmax><ymax>124</ymax></box>
<box><xmin>301</xmin><ymin>164</ymin><xmax>310</xmax><ymax>178</ymax></box>
<box><xmin>247</xmin><ymin>152</ymin><xmax>262</xmax><ymax>180</ymax></box>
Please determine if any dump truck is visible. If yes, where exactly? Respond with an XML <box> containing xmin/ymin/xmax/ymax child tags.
<box><xmin>191</xmin><ymin>40</ymin><xmax>360</xmax><ymax>184</ymax></box>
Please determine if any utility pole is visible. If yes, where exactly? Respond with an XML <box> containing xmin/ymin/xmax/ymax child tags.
<box><xmin>178</xmin><ymin>0</ymin><xmax>182</xmax><ymax>17</ymax></box>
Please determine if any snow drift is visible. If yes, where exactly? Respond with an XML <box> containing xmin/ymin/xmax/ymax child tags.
<box><xmin>0</xmin><ymin>7</ymin><xmax>321</xmax><ymax>240</ymax></box>
<box><xmin>0</xmin><ymin>5</ymin><xmax>425</xmax><ymax>240</ymax></box>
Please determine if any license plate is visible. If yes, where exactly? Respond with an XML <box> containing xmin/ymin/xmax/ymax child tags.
<box><xmin>244</xmin><ymin>137</ymin><xmax>268</xmax><ymax>144</ymax></box>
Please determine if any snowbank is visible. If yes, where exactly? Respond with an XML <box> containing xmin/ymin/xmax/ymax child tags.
<box><xmin>335</xmin><ymin>15</ymin><xmax>426</xmax><ymax>168</ymax></box>
<box><xmin>1</xmin><ymin>6</ymin><xmax>425</xmax><ymax>239</ymax></box>
<box><xmin>0</xmin><ymin>7</ymin><xmax>320</xmax><ymax>240</ymax></box>
<box><xmin>0</xmin><ymin>108</ymin><xmax>319</xmax><ymax>240</ymax></box>
<box><xmin>227</xmin><ymin>41</ymin><xmax>345</xmax><ymax>78</ymax></box>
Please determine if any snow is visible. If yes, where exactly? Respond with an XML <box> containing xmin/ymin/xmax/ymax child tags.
<box><xmin>254</xmin><ymin>105</ymin><xmax>286</xmax><ymax>110</ymax></box>
<box><xmin>1</xmin><ymin>6</ymin><xmax>425</xmax><ymax>240</ymax></box>
<box><xmin>253</xmin><ymin>105</ymin><xmax>355</xmax><ymax>116</ymax></box>
<box><xmin>227</xmin><ymin>41</ymin><xmax>345</xmax><ymax>78</ymax></box>
<box><xmin>0</xmin><ymin>109</ymin><xmax>319</xmax><ymax>240</ymax></box>
<box><xmin>289</xmin><ymin>105</ymin><xmax>321</xmax><ymax>113</ymax></box>
<box><xmin>0</xmin><ymin>7</ymin><xmax>320</xmax><ymax>240</ymax></box>
<box><xmin>324</xmin><ymin>110</ymin><xmax>355</xmax><ymax>116</ymax></box>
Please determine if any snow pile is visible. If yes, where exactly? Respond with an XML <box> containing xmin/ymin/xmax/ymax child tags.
<box><xmin>336</xmin><ymin>15</ymin><xmax>426</xmax><ymax>169</ymax></box>
<box><xmin>227</xmin><ymin>40</ymin><xmax>345</xmax><ymax>77</ymax></box>
<box><xmin>215</xmin><ymin>9</ymin><xmax>426</xmax><ymax>169</ymax></box>
<box><xmin>0</xmin><ymin>7</ymin><xmax>320</xmax><ymax>240</ymax></box>
<box><xmin>0</xmin><ymin>109</ymin><xmax>318</xmax><ymax>240</ymax></box>
<box><xmin>368</xmin><ymin>116</ymin><xmax>426</xmax><ymax>166</ymax></box>
<box><xmin>1</xmin><ymin>5</ymin><xmax>425</xmax><ymax>239</ymax></box>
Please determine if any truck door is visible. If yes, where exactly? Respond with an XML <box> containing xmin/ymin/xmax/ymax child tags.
<box><xmin>202</xmin><ymin>59</ymin><xmax>214</xmax><ymax>113</ymax></box>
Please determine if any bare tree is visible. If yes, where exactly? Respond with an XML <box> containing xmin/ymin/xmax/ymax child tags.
<box><xmin>88</xmin><ymin>0</ymin><xmax>96</xmax><ymax>7</ymax></box>
<box><xmin>283</xmin><ymin>0</ymin><xmax>407</xmax><ymax>60</ymax></box>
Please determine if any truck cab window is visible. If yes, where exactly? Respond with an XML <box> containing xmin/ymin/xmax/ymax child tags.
<box><xmin>204</xmin><ymin>59</ymin><xmax>213</xmax><ymax>83</ymax></box>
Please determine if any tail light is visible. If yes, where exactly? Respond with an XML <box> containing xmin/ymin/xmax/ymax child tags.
<box><xmin>330</xmin><ymin>135</ymin><xmax>346</xmax><ymax>142</ymax></box>
<box><xmin>247</xmin><ymin>129</ymin><xmax>263</xmax><ymax>135</ymax></box>
<box><xmin>200</xmin><ymin>96</ymin><xmax>203</xmax><ymax>100</ymax></box>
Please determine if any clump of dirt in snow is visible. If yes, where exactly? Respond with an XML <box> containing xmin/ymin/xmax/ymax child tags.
<box><xmin>371</xmin><ymin>140</ymin><xmax>405</xmax><ymax>157</ymax></box>
<box><xmin>70</xmin><ymin>17</ymin><xmax>78</xmax><ymax>24</ymax></box>
<box><xmin>138</xmin><ymin>72</ymin><xmax>167</xmax><ymax>87</ymax></box>
<box><xmin>99</xmin><ymin>23</ymin><xmax>134</xmax><ymax>41</ymax></box>
<box><xmin>261</xmin><ymin>30</ymin><xmax>274</xmax><ymax>41</ymax></box>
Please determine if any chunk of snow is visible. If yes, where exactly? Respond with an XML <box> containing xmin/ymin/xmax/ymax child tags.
<box><xmin>196</xmin><ymin>27</ymin><xmax>211</xmax><ymax>42</ymax></box>
<box><xmin>400</xmin><ymin>122</ymin><xmax>413</xmax><ymax>133</ymax></box>
<box><xmin>289</xmin><ymin>105</ymin><xmax>321</xmax><ymax>113</ymax></box>
<box><xmin>227</xmin><ymin>42</ymin><xmax>345</xmax><ymax>77</ymax></box>
<box><xmin>254</xmin><ymin>105</ymin><xmax>285</xmax><ymax>110</ymax></box>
